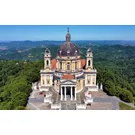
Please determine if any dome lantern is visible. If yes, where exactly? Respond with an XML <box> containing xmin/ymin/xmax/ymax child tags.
<box><xmin>66</xmin><ymin>27</ymin><xmax>71</xmax><ymax>42</ymax></box>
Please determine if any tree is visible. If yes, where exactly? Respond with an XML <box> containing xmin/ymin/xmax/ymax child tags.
<box><xmin>0</xmin><ymin>60</ymin><xmax>42</xmax><ymax>110</ymax></box>
<box><xmin>120</xmin><ymin>89</ymin><xmax>134</xmax><ymax>103</ymax></box>
<box><xmin>103</xmin><ymin>80</ymin><xmax>116</xmax><ymax>96</ymax></box>
<box><xmin>115</xmin><ymin>86</ymin><xmax>123</xmax><ymax>97</ymax></box>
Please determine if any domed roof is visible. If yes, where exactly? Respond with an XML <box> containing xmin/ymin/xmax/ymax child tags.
<box><xmin>57</xmin><ymin>42</ymin><xmax>80</xmax><ymax>56</ymax></box>
<box><xmin>45</xmin><ymin>48</ymin><xmax>50</xmax><ymax>53</ymax></box>
<box><xmin>87</xmin><ymin>48</ymin><xmax>92</xmax><ymax>53</ymax></box>
<box><xmin>57</xmin><ymin>28</ymin><xmax>80</xmax><ymax>57</ymax></box>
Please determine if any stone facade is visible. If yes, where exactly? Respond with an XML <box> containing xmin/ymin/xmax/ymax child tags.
<box><xmin>39</xmin><ymin>29</ymin><xmax>98</xmax><ymax>101</ymax></box>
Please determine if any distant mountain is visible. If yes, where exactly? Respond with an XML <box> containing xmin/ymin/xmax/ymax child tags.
<box><xmin>1</xmin><ymin>40</ymin><xmax>135</xmax><ymax>48</ymax></box>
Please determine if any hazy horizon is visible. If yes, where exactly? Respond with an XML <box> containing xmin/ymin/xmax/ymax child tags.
<box><xmin>1</xmin><ymin>39</ymin><xmax>135</xmax><ymax>42</ymax></box>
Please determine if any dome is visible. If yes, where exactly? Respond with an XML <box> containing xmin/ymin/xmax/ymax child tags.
<box><xmin>57</xmin><ymin>42</ymin><xmax>80</xmax><ymax>57</ymax></box>
<box><xmin>57</xmin><ymin>28</ymin><xmax>80</xmax><ymax>57</ymax></box>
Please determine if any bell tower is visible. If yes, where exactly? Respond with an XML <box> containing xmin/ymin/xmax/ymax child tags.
<box><xmin>44</xmin><ymin>48</ymin><xmax>51</xmax><ymax>69</ymax></box>
<box><xmin>40</xmin><ymin>48</ymin><xmax>53</xmax><ymax>92</ymax></box>
<box><xmin>86</xmin><ymin>48</ymin><xmax>93</xmax><ymax>69</ymax></box>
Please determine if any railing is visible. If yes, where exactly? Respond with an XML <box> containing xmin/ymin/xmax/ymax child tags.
<box><xmin>40</xmin><ymin>69</ymin><xmax>46</xmax><ymax>72</ymax></box>
<box><xmin>55</xmin><ymin>69</ymin><xmax>83</xmax><ymax>74</ymax></box>
<box><xmin>75</xmin><ymin>71</ymin><xmax>84</xmax><ymax>77</ymax></box>
<box><xmin>54</xmin><ymin>72</ymin><xmax>62</xmax><ymax>77</ymax></box>
<box><xmin>40</xmin><ymin>69</ymin><xmax>54</xmax><ymax>73</ymax></box>
<box><xmin>84</xmin><ymin>68</ymin><xmax>97</xmax><ymax>72</ymax></box>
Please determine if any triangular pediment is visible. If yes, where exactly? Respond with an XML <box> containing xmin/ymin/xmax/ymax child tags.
<box><xmin>60</xmin><ymin>80</ymin><xmax>76</xmax><ymax>84</ymax></box>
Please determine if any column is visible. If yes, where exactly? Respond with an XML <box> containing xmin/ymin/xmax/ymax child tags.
<box><xmin>71</xmin><ymin>87</ymin><xmax>73</xmax><ymax>101</ymax></box>
<box><xmin>60</xmin><ymin>86</ymin><xmax>63</xmax><ymax>100</ymax></box>
<box><xmin>100</xmin><ymin>83</ymin><xmax>103</xmax><ymax>90</ymax></box>
<box><xmin>56</xmin><ymin>60</ymin><xmax>58</xmax><ymax>69</ymax></box>
<box><xmin>91</xmin><ymin>58</ymin><xmax>93</xmax><ymax>69</ymax></box>
<box><xmin>90</xmin><ymin>75</ymin><xmax>92</xmax><ymax>86</ymax></box>
<box><xmin>79</xmin><ymin>61</ymin><xmax>81</xmax><ymax>69</ymax></box>
<box><xmin>50</xmin><ymin>75</ymin><xmax>52</xmax><ymax>86</ymax></box>
<box><xmin>85</xmin><ymin>75</ymin><xmax>87</xmax><ymax>86</ymax></box>
<box><xmin>62</xmin><ymin>62</ymin><xmax>64</xmax><ymax>70</ymax></box>
<box><xmin>64</xmin><ymin>86</ymin><xmax>67</xmax><ymax>101</ymax></box>
<box><xmin>74</xmin><ymin>87</ymin><xmax>76</xmax><ymax>100</ymax></box>
<box><xmin>73</xmin><ymin>62</ymin><xmax>75</xmax><ymax>70</ymax></box>
<box><xmin>44</xmin><ymin>75</ymin><xmax>46</xmax><ymax>86</ymax></box>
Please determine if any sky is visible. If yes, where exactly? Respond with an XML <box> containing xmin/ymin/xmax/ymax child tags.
<box><xmin>0</xmin><ymin>25</ymin><xmax>135</xmax><ymax>41</ymax></box>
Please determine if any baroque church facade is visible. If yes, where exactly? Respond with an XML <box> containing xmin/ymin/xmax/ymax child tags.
<box><xmin>39</xmin><ymin>29</ymin><xmax>99</xmax><ymax>101</ymax></box>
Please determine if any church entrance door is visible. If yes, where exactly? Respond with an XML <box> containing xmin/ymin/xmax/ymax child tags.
<box><xmin>66</xmin><ymin>87</ymin><xmax>71</xmax><ymax>96</ymax></box>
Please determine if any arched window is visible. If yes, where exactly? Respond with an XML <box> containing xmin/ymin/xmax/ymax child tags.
<box><xmin>46</xmin><ymin>60</ymin><xmax>49</xmax><ymax>66</ymax></box>
<box><xmin>67</xmin><ymin>62</ymin><xmax>70</xmax><ymax>70</ymax></box>
<box><xmin>88</xmin><ymin>60</ymin><xmax>91</xmax><ymax>66</ymax></box>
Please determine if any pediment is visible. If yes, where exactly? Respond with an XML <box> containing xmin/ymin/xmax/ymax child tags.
<box><xmin>60</xmin><ymin>80</ymin><xmax>76</xmax><ymax>85</ymax></box>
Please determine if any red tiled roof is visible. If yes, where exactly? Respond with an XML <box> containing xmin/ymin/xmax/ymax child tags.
<box><xmin>81</xmin><ymin>59</ymin><xmax>86</xmax><ymax>68</ymax></box>
<box><xmin>62</xmin><ymin>74</ymin><xmax>74</xmax><ymax>79</ymax></box>
<box><xmin>51</xmin><ymin>59</ymin><xmax>56</xmax><ymax>69</ymax></box>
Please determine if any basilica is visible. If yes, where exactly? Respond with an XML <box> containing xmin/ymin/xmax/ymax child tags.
<box><xmin>39</xmin><ymin>29</ymin><xmax>100</xmax><ymax>104</ymax></box>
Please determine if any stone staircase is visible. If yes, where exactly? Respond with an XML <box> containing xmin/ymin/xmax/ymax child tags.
<box><xmin>60</xmin><ymin>95</ymin><xmax>76</xmax><ymax>110</ymax></box>
<box><xmin>61</xmin><ymin>102</ymin><xmax>76</xmax><ymax>110</ymax></box>
<box><xmin>49</xmin><ymin>87</ymin><xmax>87</xmax><ymax>110</ymax></box>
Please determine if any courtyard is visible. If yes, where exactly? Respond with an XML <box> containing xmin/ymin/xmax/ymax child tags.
<box><xmin>26</xmin><ymin>86</ymin><xmax>120</xmax><ymax>110</ymax></box>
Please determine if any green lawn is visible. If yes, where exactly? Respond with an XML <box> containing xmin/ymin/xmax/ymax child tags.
<box><xmin>119</xmin><ymin>102</ymin><xmax>135</xmax><ymax>110</ymax></box>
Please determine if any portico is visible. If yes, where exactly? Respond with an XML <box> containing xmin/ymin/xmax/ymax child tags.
<box><xmin>60</xmin><ymin>80</ymin><xmax>76</xmax><ymax>101</ymax></box>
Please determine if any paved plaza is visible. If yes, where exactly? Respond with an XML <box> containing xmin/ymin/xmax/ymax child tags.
<box><xmin>26</xmin><ymin>86</ymin><xmax>121</xmax><ymax>110</ymax></box>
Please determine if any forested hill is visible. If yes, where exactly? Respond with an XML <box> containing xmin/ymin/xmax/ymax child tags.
<box><xmin>92</xmin><ymin>45</ymin><xmax>135</xmax><ymax>103</ymax></box>
<box><xmin>0</xmin><ymin>60</ymin><xmax>43</xmax><ymax>109</ymax></box>
<box><xmin>0</xmin><ymin>44</ymin><xmax>135</xmax><ymax>109</ymax></box>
